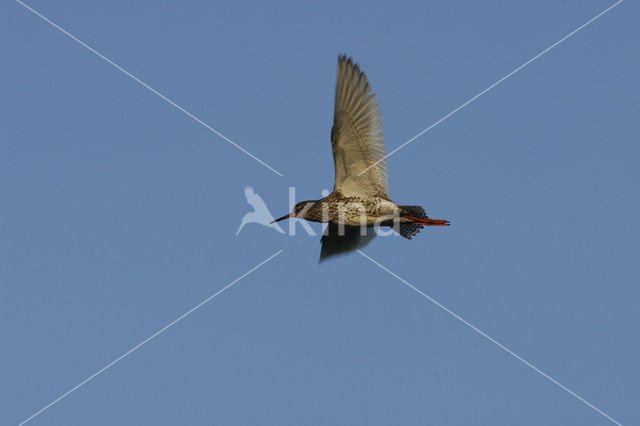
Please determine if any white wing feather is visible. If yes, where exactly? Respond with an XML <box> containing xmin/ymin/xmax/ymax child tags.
<box><xmin>331</xmin><ymin>56</ymin><xmax>388</xmax><ymax>198</ymax></box>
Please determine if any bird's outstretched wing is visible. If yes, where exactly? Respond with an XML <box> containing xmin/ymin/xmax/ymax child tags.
<box><xmin>320</xmin><ymin>223</ymin><xmax>376</xmax><ymax>262</ymax></box>
<box><xmin>331</xmin><ymin>55</ymin><xmax>388</xmax><ymax>198</ymax></box>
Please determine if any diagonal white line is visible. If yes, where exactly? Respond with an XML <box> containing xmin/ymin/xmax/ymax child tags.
<box><xmin>15</xmin><ymin>0</ymin><xmax>284</xmax><ymax>177</ymax></box>
<box><xmin>357</xmin><ymin>250</ymin><xmax>622</xmax><ymax>426</ymax></box>
<box><xmin>17</xmin><ymin>249</ymin><xmax>284</xmax><ymax>426</ymax></box>
<box><xmin>358</xmin><ymin>0</ymin><xmax>623</xmax><ymax>176</ymax></box>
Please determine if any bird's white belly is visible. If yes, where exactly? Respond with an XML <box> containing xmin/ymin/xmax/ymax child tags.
<box><xmin>335</xmin><ymin>198</ymin><xmax>399</xmax><ymax>226</ymax></box>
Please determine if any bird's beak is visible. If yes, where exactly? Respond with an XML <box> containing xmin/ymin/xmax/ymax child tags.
<box><xmin>271</xmin><ymin>212</ymin><xmax>294</xmax><ymax>223</ymax></box>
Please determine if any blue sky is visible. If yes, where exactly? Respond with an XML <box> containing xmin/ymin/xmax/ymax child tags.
<box><xmin>2</xmin><ymin>1</ymin><xmax>638</xmax><ymax>425</ymax></box>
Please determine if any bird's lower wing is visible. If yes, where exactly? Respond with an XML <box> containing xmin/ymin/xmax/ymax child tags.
<box><xmin>320</xmin><ymin>222</ymin><xmax>376</xmax><ymax>262</ymax></box>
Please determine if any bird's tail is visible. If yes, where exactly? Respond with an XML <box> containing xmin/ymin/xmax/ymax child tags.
<box><xmin>397</xmin><ymin>205</ymin><xmax>449</xmax><ymax>239</ymax></box>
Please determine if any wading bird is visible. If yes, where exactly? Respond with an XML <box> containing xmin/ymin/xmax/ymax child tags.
<box><xmin>273</xmin><ymin>55</ymin><xmax>449</xmax><ymax>261</ymax></box>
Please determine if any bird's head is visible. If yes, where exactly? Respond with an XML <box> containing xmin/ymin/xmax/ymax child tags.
<box><xmin>271</xmin><ymin>201</ymin><xmax>316</xmax><ymax>223</ymax></box>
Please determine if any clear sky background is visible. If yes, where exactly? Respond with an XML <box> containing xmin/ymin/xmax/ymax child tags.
<box><xmin>2</xmin><ymin>1</ymin><xmax>638</xmax><ymax>425</ymax></box>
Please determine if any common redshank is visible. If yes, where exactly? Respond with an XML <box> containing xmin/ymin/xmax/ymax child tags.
<box><xmin>273</xmin><ymin>55</ymin><xmax>449</xmax><ymax>261</ymax></box>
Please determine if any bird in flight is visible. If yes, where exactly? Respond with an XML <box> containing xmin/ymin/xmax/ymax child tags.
<box><xmin>273</xmin><ymin>55</ymin><xmax>449</xmax><ymax>261</ymax></box>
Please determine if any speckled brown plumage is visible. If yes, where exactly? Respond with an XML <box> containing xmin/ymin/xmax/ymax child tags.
<box><xmin>272</xmin><ymin>55</ymin><xmax>449</xmax><ymax>261</ymax></box>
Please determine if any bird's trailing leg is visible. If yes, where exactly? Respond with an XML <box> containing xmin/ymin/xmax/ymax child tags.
<box><xmin>401</xmin><ymin>215</ymin><xmax>450</xmax><ymax>226</ymax></box>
